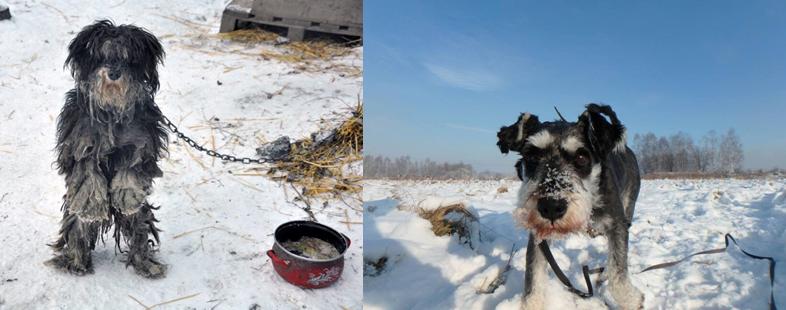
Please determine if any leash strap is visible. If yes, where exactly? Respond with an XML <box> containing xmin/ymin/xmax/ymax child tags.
<box><xmin>539</xmin><ymin>241</ymin><xmax>601</xmax><ymax>298</ymax></box>
<box><xmin>542</xmin><ymin>234</ymin><xmax>777</xmax><ymax>309</ymax></box>
<box><xmin>636</xmin><ymin>234</ymin><xmax>776</xmax><ymax>310</ymax></box>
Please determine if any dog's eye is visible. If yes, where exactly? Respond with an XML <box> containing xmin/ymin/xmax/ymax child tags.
<box><xmin>575</xmin><ymin>153</ymin><xmax>589</xmax><ymax>167</ymax></box>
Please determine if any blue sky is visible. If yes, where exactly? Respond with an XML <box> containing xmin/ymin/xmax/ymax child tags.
<box><xmin>365</xmin><ymin>1</ymin><xmax>786</xmax><ymax>173</ymax></box>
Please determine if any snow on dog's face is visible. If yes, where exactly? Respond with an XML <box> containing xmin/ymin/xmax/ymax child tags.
<box><xmin>496</xmin><ymin>104</ymin><xmax>627</xmax><ymax>241</ymax></box>
<box><xmin>65</xmin><ymin>20</ymin><xmax>164</xmax><ymax>120</ymax></box>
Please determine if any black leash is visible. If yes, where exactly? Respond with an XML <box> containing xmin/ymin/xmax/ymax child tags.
<box><xmin>539</xmin><ymin>240</ymin><xmax>600</xmax><ymax>298</ymax></box>
<box><xmin>540</xmin><ymin>233</ymin><xmax>777</xmax><ymax>309</ymax></box>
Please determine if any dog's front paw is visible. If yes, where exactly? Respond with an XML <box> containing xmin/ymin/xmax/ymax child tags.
<box><xmin>520</xmin><ymin>294</ymin><xmax>545</xmax><ymax>310</ymax></box>
<box><xmin>609</xmin><ymin>281</ymin><xmax>644</xmax><ymax>310</ymax></box>
<box><xmin>45</xmin><ymin>254</ymin><xmax>94</xmax><ymax>276</ymax></box>
<box><xmin>129</xmin><ymin>254</ymin><xmax>167</xmax><ymax>279</ymax></box>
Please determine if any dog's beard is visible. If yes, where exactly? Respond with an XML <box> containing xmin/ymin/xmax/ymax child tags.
<box><xmin>514</xmin><ymin>164</ymin><xmax>601</xmax><ymax>242</ymax></box>
<box><xmin>92</xmin><ymin>68</ymin><xmax>131</xmax><ymax>110</ymax></box>
<box><xmin>79</xmin><ymin>69</ymin><xmax>144</xmax><ymax>124</ymax></box>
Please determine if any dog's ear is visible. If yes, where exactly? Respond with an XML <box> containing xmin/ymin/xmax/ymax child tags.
<box><xmin>65</xmin><ymin>20</ymin><xmax>115</xmax><ymax>78</ymax></box>
<box><xmin>577</xmin><ymin>103</ymin><xmax>627</xmax><ymax>157</ymax></box>
<box><xmin>497</xmin><ymin>112</ymin><xmax>541</xmax><ymax>154</ymax></box>
<box><xmin>125</xmin><ymin>25</ymin><xmax>165</xmax><ymax>93</ymax></box>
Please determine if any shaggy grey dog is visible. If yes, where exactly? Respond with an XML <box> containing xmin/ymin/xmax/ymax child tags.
<box><xmin>46</xmin><ymin>20</ymin><xmax>168</xmax><ymax>278</ymax></box>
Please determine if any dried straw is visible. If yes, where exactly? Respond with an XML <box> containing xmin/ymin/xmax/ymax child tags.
<box><xmin>217</xmin><ymin>29</ymin><xmax>280</xmax><ymax>43</ymax></box>
<box><xmin>216</xmin><ymin>29</ymin><xmax>359</xmax><ymax>74</ymax></box>
<box><xmin>268</xmin><ymin>102</ymin><xmax>363</xmax><ymax>197</ymax></box>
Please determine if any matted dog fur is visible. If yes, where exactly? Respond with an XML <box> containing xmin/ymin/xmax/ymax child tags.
<box><xmin>46</xmin><ymin>20</ymin><xmax>168</xmax><ymax>278</ymax></box>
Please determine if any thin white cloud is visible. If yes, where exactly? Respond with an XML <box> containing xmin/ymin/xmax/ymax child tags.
<box><xmin>376</xmin><ymin>42</ymin><xmax>410</xmax><ymax>66</ymax></box>
<box><xmin>424</xmin><ymin>63</ymin><xmax>504</xmax><ymax>91</ymax></box>
<box><xmin>445</xmin><ymin>123</ymin><xmax>495</xmax><ymax>134</ymax></box>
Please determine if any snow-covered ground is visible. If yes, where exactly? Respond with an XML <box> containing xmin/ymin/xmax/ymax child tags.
<box><xmin>0</xmin><ymin>1</ymin><xmax>362</xmax><ymax>309</ymax></box>
<box><xmin>363</xmin><ymin>178</ymin><xmax>786</xmax><ymax>309</ymax></box>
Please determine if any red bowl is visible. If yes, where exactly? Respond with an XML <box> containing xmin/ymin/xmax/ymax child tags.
<box><xmin>267</xmin><ymin>221</ymin><xmax>351</xmax><ymax>289</ymax></box>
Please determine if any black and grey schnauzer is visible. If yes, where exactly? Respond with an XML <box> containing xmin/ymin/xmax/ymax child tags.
<box><xmin>46</xmin><ymin>20</ymin><xmax>168</xmax><ymax>278</ymax></box>
<box><xmin>497</xmin><ymin>104</ymin><xmax>643</xmax><ymax>309</ymax></box>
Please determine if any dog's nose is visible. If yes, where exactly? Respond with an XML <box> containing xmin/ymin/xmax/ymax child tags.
<box><xmin>537</xmin><ymin>198</ymin><xmax>567</xmax><ymax>221</ymax></box>
<box><xmin>108</xmin><ymin>70</ymin><xmax>121</xmax><ymax>81</ymax></box>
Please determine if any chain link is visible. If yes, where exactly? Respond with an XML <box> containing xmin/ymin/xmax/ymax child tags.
<box><xmin>161</xmin><ymin>115</ymin><xmax>271</xmax><ymax>165</ymax></box>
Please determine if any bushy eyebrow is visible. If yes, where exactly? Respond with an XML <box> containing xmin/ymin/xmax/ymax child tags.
<box><xmin>526</xmin><ymin>130</ymin><xmax>554</xmax><ymax>149</ymax></box>
<box><xmin>560</xmin><ymin>136</ymin><xmax>584</xmax><ymax>153</ymax></box>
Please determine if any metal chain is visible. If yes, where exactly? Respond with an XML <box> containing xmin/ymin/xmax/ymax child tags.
<box><xmin>161</xmin><ymin>115</ymin><xmax>271</xmax><ymax>165</ymax></box>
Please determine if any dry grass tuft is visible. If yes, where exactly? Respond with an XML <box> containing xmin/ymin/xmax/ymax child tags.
<box><xmin>269</xmin><ymin>102</ymin><xmax>363</xmax><ymax>197</ymax></box>
<box><xmin>258</xmin><ymin>40</ymin><xmax>354</xmax><ymax>68</ymax></box>
<box><xmin>287</xmin><ymin>41</ymin><xmax>353</xmax><ymax>61</ymax></box>
<box><xmin>217</xmin><ymin>29</ymin><xmax>354</xmax><ymax>65</ymax></box>
<box><xmin>165</xmin><ymin>28</ymin><xmax>361</xmax><ymax>76</ymax></box>
<box><xmin>417</xmin><ymin>203</ymin><xmax>477</xmax><ymax>247</ymax></box>
<box><xmin>217</xmin><ymin>28</ymin><xmax>280</xmax><ymax>43</ymax></box>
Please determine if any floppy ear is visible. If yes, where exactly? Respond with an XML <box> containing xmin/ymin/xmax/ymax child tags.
<box><xmin>125</xmin><ymin>25</ymin><xmax>165</xmax><ymax>93</ymax></box>
<box><xmin>577</xmin><ymin>103</ymin><xmax>627</xmax><ymax>157</ymax></box>
<box><xmin>497</xmin><ymin>112</ymin><xmax>541</xmax><ymax>154</ymax></box>
<box><xmin>64</xmin><ymin>20</ymin><xmax>116</xmax><ymax>78</ymax></box>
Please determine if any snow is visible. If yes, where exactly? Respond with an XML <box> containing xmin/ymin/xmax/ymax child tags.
<box><xmin>0</xmin><ymin>0</ymin><xmax>362</xmax><ymax>309</ymax></box>
<box><xmin>363</xmin><ymin>178</ymin><xmax>786</xmax><ymax>309</ymax></box>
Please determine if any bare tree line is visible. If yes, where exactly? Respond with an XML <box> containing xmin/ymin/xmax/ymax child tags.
<box><xmin>366</xmin><ymin>128</ymin><xmax>748</xmax><ymax>179</ymax></box>
<box><xmin>632</xmin><ymin>128</ymin><xmax>744</xmax><ymax>174</ymax></box>
<box><xmin>364</xmin><ymin>156</ymin><xmax>506</xmax><ymax>180</ymax></box>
